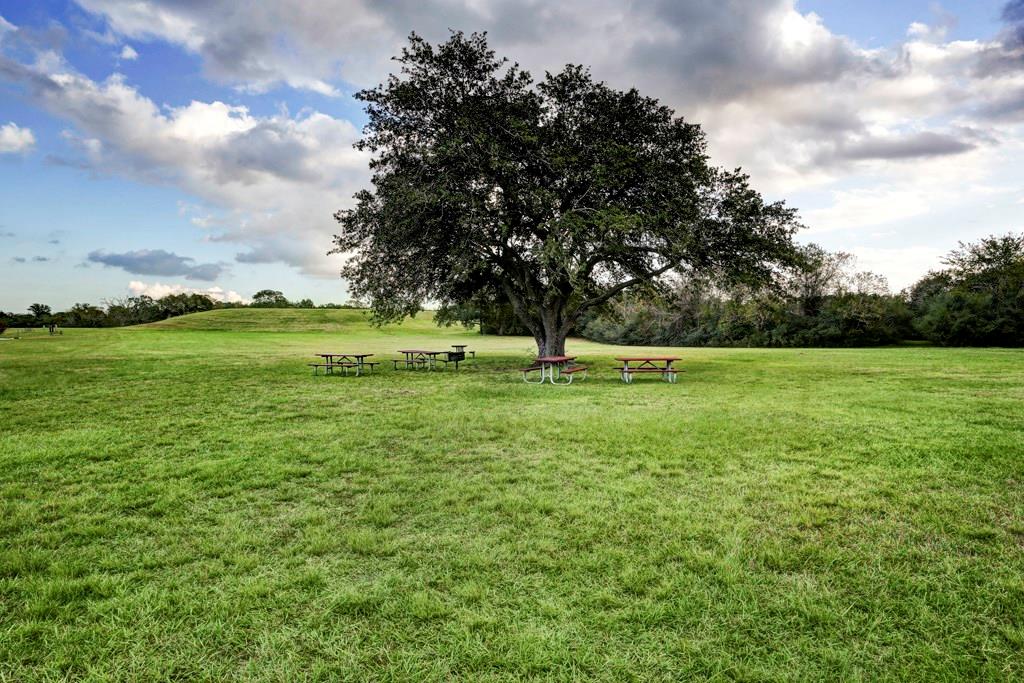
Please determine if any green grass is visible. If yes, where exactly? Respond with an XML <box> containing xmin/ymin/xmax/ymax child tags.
<box><xmin>1</xmin><ymin>309</ymin><xmax>1022</xmax><ymax>681</ymax></box>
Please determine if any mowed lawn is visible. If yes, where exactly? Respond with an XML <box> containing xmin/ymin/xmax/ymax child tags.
<box><xmin>1</xmin><ymin>309</ymin><xmax>1023</xmax><ymax>682</ymax></box>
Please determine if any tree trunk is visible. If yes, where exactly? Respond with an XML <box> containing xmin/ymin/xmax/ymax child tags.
<box><xmin>536</xmin><ymin>306</ymin><xmax>568</xmax><ymax>356</ymax></box>
<box><xmin>536</xmin><ymin>331</ymin><xmax>567</xmax><ymax>357</ymax></box>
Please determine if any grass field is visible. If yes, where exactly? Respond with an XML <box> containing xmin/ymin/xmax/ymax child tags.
<box><xmin>2</xmin><ymin>309</ymin><xmax>1023</xmax><ymax>681</ymax></box>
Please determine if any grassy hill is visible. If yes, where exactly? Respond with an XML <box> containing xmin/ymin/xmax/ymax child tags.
<box><xmin>2</xmin><ymin>312</ymin><xmax>1023</xmax><ymax>680</ymax></box>
<box><xmin>142</xmin><ymin>307</ymin><xmax>447</xmax><ymax>333</ymax></box>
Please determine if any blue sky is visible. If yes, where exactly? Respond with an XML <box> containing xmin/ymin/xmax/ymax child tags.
<box><xmin>2</xmin><ymin>0</ymin><xmax>1023</xmax><ymax>310</ymax></box>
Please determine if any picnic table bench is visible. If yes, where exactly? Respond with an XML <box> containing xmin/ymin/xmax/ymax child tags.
<box><xmin>614</xmin><ymin>356</ymin><xmax>680</xmax><ymax>383</ymax></box>
<box><xmin>309</xmin><ymin>353</ymin><xmax>378</xmax><ymax>376</ymax></box>
<box><xmin>522</xmin><ymin>355</ymin><xmax>588</xmax><ymax>385</ymax></box>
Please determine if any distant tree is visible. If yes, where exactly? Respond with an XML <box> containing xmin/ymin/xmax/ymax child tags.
<box><xmin>912</xmin><ymin>233</ymin><xmax>1024</xmax><ymax>346</ymax></box>
<box><xmin>434</xmin><ymin>287</ymin><xmax>530</xmax><ymax>335</ymax></box>
<box><xmin>158</xmin><ymin>293</ymin><xmax>214</xmax><ymax>318</ymax></box>
<box><xmin>105</xmin><ymin>295</ymin><xmax>163</xmax><ymax>326</ymax></box>
<box><xmin>849</xmin><ymin>271</ymin><xmax>890</xmax><ymax>296</ymax></box>
<box><xmin>344</xmin><ymin>297</ymin><xmax>366</xmax><ymax>309</ymax></box>
<box><xmin>295</xmin><ymin>298</ymin><xmax>315</xmax><ymax>309</ymax></box>
<box><xmin>251</xmin><ymin>289</ymin><xmax>289</xmax><ymax>308</ymax></box>
<box><xmin>581</xmin><ymin>246</ymin><xmax>910</xmax><ymax>348</ymax></box>
<box><xmin>785</xmin><ymin>245</ymin><xmax>853</xmax><ymax>316</ymax></box>
<box><xmin>907</xmin><ymin>271</ymin><xmax>952</xmax><ymax>316</ymax></box>
<box><xmin>28</xmin><ymin>303</ymin><xmax>51</xmax><ymax>323</ymax></box>
<box><xmin>63</xmin><ymin>303</ymin><xmax>107</xmax><ymax>327</ymax></box>
<box><xmin>333</xmin><ymin>32</ymin><xmax>801</xmax><ymax>356</ymax></box>
<box><xmin>0</xmin><ymin>320</ymin><xmax>6</xmax><ymax>336</ymax></box>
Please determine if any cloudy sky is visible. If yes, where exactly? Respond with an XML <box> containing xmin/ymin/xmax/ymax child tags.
<box><xmin>1</xmin><ymin>0</ymin><xmax>1023</xmax><ymax>310</ymax></box>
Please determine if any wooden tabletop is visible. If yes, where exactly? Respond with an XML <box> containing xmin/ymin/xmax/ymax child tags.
<box><xmin>535</xmin><ymin>355</ymin><xmax>576</xmax><ymax>363</ymax></box>
<box><xmin>317</xmin><ymin>352</ymin><xmax>373</xmax><ymax>358</ymax></box>
<box><xmin>397</xmin><ymin>349</ymin><xmax>444</xmax><ymax>355</ymax></box>
<box><xmin>615</xmin><ymin>356</ymin><xmax>681</xmax><ymax>362</ymax></box>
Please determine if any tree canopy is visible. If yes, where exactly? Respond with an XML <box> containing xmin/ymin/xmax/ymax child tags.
<box><xmin>911</xmin><ymin>234</ymin><xmax>1024</xmax><ymax>345</ymax></box>
<box><xmin>333</xmin><ymin>31</ymin><xmax>802</xmax><ymax>354</ymax></box>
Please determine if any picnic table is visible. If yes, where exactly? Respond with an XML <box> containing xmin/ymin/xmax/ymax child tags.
<box><xmin>522</xmin><ymin>355</ymin><xmax>588</xmax><ymax>385</ymax></box>
<box><xmin>395</xmin><ymin>349</ymin><xmax>446</xmax><ymax>371</ymax></box>
<box><xmin>615</xmin><ymin>356</ymin><xmax>680</xmax><ymax>383</ymax></box>
<box><xmin>309</xmin><ymin>353</ymin><xmax>377</xmax><ymax>376</ymax></box>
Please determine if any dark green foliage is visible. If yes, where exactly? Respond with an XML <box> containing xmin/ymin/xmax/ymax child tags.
<box><xmin>1</xmin><ymin>292</ymin><xmax>357</xmax><ymax>330</ymax></box>
<box><xmin>912</xmin><ymin>234</ymin><xmax>1024</xmax><ymax>346</ymax></box>
<box><xmin>333</xmin><ymin>32</ymin><xmax>800</xmax><ymax>355</ymax></box>
<box><xmin>434</xmin><ymin>287</ymin><xmax>531</xmax><ymax>336</ymax></box>
<box><xmin>61</xmin><ymin>303</ymin><xmax>108</xmax><ymax>328</ymax></box>
<box><xmin>251</xmin><ymin>289</ymin><xmax>290</xmax><ymax>308</ymax></box>
<box><xmin>583</xmin><ymin>244</ymin><xmax>912</xmax><ymax>347</ymax></box>
<box><xmin>3</xmin><ymin>294</ymin><xmax>217</xmax><ymax>329</ymax></box>
<box><xmin>27</xmin><ymin>303</ymin><xmax>51</xmax><ymax>322</ymax></box>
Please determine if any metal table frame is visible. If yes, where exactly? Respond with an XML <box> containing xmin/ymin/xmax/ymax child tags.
<box><xmin>314</xmin><ymin>353</ymin><xmax>375</xmax><ymax>376</ymax></box>
<box><xmin>524</xmin><ymin>355</ymin><xmax>583</xmax><ymax>385</ymax></box>
<box><xmin>615</xmin><ymin>356</ymin><xmax>680</xmax><ymax>383</ymax></box>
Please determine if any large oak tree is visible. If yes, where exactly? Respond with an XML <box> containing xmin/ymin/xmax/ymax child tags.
<box><xmin>333</xmin><ymin>32</ymin><xmax>801</xmax><ymax>355</ymax></box>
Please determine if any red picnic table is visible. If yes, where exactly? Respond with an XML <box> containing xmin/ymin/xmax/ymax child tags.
<box><xmin>522</xmin><ymin>355</ymin><xmax>588</xmax><ymax>385</ymax></box>
<box><xmin>615</xmin><ymin>356</ymin><xmax>680</xmax><ymax>383</ymax></box>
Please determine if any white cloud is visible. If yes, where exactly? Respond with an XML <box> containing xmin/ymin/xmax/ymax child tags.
<box><xmin>0</xmin><ymin>52</ymin><xmax>369</xmax><ymax>276</ymax></box>
<box><xmin>1</xmin><ymin>1</ymin><xmax>1023</xmax><ymax>289</ymax></box>
<box><xmin>0</xmin><ymin>122</ymin><xmax>35</xmax><ymax>153</ymax></box>
<box><xmin>849</xmin><ymin>246</ymin><xmax>948</xmax><ymax>291</ymax></box>
<box><xmin>128</xmin><ymin>280</ymin><xmax>248</xmax><ymax>303</ymax></box>
<box><xmin>119</xmin><ymin>44</ymin><xmax>138</xmax><ymax>60</ymax></box>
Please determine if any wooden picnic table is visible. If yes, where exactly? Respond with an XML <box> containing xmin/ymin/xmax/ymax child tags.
<box><xmin>614</xmin><ymin>356</ymin><xmax>680</xmax><ymax>383</ymax></box>
<box><xmin>311</xmin><ymin>352</ymin><xmax>376</xmax><ymax>376</ymax></box>
<box><xmin>522</xmin><ymin>355</ymin><xmax>588</xmax><ymax>385</ymax></box>
<box><xmin>395</xmin><ymin>349</ymin><xmax>446</xmax><ymax>371</ymax></box>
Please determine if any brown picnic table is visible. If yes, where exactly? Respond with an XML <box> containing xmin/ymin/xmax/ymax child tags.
<box><xmin>615</xmin><ymin>356</ymin><xmax>680</xmax><ymax>383</ymax></box>
<box><xmin>522</xmin><ymin>355</ymin><xmax>588</xmax><ymax>385</ymax></box>
<box><xmin>309</xmin><ymin>352</ymin><xmax>377</xmax><ymax>376</ymax></box>
<box><xmin>395</xmin><ymin>349</ymin><xmax>446</xmax><ymax>371</ymax></box>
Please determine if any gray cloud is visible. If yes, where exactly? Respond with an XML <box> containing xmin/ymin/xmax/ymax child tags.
<box><xmin>1004</xmin><ymin>0</ymin><xmax>1024</xmax><ymax>23</ymax></box>
<box><xmin>822</xmin><ymin>131</ymin><xmax>981</xmax><ymax>165</ymax></box>
<box><xmin>72</xmin><ymin>0</ymin><xmax>875</xmax><ymax>105</ymax></box>
<box><xmin>87</xmin><ymin>249</ymin><xmax>225</xmax><ymax>281</ymax></box>
<box><xmin>64</xmin><ymin>0</ymin><xmax>1021</xmax><ymax>174</ymax></box>
<box><xmin>32</xmin><ymin>255</ymin><xmax>50</xmax><ymax>262</ymax></box>
<box><xmin>0</xmin><ymin>0</ymin><xmax>1018</xmax><ymax>284</ymax></box>
<box><xmin>12</xmin><ymin>256</ymin><xmax>26</xmax><ymax>263</ymax></box>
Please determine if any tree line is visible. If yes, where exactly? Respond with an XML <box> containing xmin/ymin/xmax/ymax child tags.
<box><xmin>442</xmin><ymin>234</ymin><xmax>1024</xmax><ymax>348</ymax></box>
<box><xmin>0</xmin><ymin>289</ymin><xmax>362</xmax><ymax>332</ymax></box>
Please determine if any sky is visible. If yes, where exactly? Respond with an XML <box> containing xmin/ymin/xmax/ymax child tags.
<box><xmin>1</xmin><ymin>0</ymin><xmax>1022</xmax><ymax>311</ymax></box>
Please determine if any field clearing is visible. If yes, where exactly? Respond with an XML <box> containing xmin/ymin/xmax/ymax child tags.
<box><xmin>1</xmin><ymin>309</ymin><xmax>1023</xmax><ymax>681</ymax></box>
